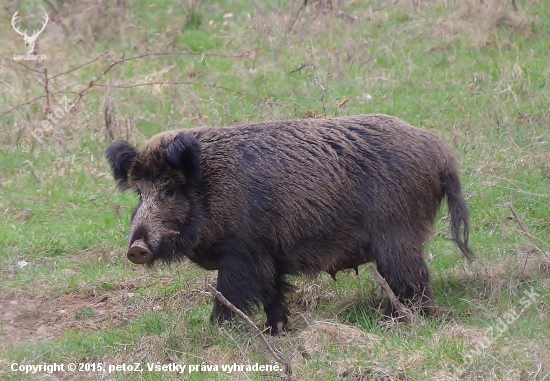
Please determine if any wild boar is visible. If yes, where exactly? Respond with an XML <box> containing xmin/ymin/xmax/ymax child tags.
<box><xmin>106</xmin><ymin>114</ymin><xmax>474</xmax><ymax>333</ymax></box>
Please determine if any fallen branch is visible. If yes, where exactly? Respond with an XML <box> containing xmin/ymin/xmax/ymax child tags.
<box><xmin>367</xmin><ymin>263</ymin><xmax>414</xmax><ymax>323</ymax></box>
<box><xmin>206</xmin><ymin>284</ymin><xmax>292</xmax><ymax>379</ymax></box>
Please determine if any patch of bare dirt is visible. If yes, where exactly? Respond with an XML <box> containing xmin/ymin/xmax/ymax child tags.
<box><xmin>0</xmin><ymin>290</ymin><xmax>139</xmax><ymax>348</ymax></box>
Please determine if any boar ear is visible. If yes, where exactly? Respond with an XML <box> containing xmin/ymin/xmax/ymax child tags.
<box><xmin>106</xmin><ymin>141</ymin><xmax>138</xmax><ymax>190</ymax></box>
<box><xmin>165</xmin><ymin>133</ymin><xmax>201</xmax><ymax>186</ymax></box>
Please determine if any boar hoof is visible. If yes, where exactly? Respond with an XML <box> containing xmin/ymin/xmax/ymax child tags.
<box><xmin>127</xmin><ymin>240</ymin><xmax>153</xmax><ymax>264</ymax></box>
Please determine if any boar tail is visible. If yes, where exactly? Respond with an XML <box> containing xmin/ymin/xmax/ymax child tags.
<box><xmin>443</xmin><ymin>170</ymin><xmax>476</xmax><ymax>262</ymax></box>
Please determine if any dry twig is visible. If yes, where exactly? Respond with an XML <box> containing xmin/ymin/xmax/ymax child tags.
<box><xmin>206</xmin><ymin>284</ymin><xmax>293</xmax><ymax>379</ymax></box>
<box><xmin>104</xmin><ymin>86</ymin><xmax>115</xmax><ymax>141</ymax></box>
<box><xmin>1</xmin><ymin>51</ymin><xmax>256</xmax><ymax>119</ymax></box>
<box><xmin>367</xmin><ymin>263</ymin><xmax>414</xmax><ymax>323</ymax></box>
<box><xmin>286</xmin><ymin>0</ymin><xmax>308</xmax><ymax>33</ymax></box>
<box><xmin>289</xmin><ymin>63</ymin><xmax>314</xmax><ymax>74</ymax></box>
<box><xmin>508</xmin><ymin>203</ymin><xmax>549</xmax><ymax>257</ymax></box>
<box><xmin>43</xmin><ymin>68</ymin><xmax>50</xmax><ymax>113</ymax></box>
<box><xmin>508</xmin><ymin>203</ymin><xmax>550</xmax><ymax>276</ymax></box>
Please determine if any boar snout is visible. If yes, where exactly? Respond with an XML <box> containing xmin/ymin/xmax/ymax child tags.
<box><xmin>127</xmin><ymin>240</ymin><xmax>153</xmax><ymax>264</ymax></box>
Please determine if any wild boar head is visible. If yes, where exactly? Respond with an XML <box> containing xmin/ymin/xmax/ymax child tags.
<box><xmin>106</xmin><ymin>132</ymin><xmax>202</xmax><ymax>265</ymax></box>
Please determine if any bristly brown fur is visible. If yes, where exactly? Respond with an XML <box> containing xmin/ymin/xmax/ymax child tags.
<box><xmin>106</xmin><ymin>114</ymin><xmax>475</xmax><ymax>332</ymax></box>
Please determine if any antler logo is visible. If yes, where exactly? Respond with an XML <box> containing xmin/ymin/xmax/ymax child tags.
<box><xmin>11</xmin><ymin>11</ymin><xmax>49</xmax><ymax>54</ymax></box>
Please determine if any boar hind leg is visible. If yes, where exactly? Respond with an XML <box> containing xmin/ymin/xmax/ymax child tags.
<box><xmin>375</xmin><ymin>239</ymin><xmax>434</xmax><ymax>318</ymax></box>
<box><xmin>263</xmin><ymin>274</ymin><xmax>292</xmax><ymax>335</ymax></box>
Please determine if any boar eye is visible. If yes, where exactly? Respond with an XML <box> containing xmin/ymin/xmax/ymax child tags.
<box><xmin>163</xmin><ymin>189</ymin><xmax>176</xmax><ymax>199</ymax></box>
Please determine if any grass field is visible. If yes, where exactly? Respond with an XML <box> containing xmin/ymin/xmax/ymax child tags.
<box><xmin>1</xmin><ymin>0</ymin><xmax>549</xmax><ymax>379</ymax></box>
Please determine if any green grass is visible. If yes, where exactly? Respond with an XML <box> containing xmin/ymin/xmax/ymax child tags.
<box><xmin>1</xmin><ymin>0</ymin><xmax>550</xmax><ymax>380</ymax></box>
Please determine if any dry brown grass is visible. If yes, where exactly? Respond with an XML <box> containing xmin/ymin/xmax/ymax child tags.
<box><xmin>426</xmin><ymin>0</ymin><xmax>534</xmax><ymax>48</ymax></box>
<box><xmin>290</xmin><ymin>321</ymin><xmax>394</xmax><ymax>380</ymax></box>
<box><xmin>455</xmin><ymin>249</ymin><xmax>550</xmax><ymax>298</ymax></box>
<box><xmin>300</xmin><ymin>320</ymin><xmax>382</xmax><ymax>349</ymax></box>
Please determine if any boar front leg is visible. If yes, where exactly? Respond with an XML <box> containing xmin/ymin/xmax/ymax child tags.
<box><xmin>209</xmin><ymin>251</ymin><xmax>280</xmax><ymax>329</ymax></box>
